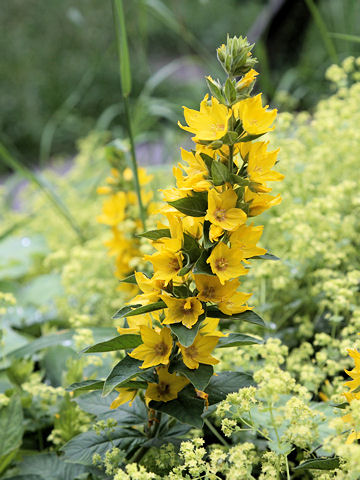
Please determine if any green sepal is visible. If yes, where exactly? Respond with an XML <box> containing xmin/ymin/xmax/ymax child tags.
<box><xmin>206</xmin><ymin>307</ymin><xmax>265</xmax><ymax>327</ymax></box>
<box><xmin>66</xmin><ymin>380</ymin><xmax>104</xmax><ymax>393</ymax></box>
<box><xmin>170</xmin><ymin>316</ymin><xmax>203</xmax><ymax>347</ymax></box>
<box><xmin>205</xmin><ymin>77</ymin><xmax>226</xmax><ymax>104</ymax></box>
<box><xmin>82</xmin><ymin>334</ymin><xmax>142</xmax><ymax>353</ymax></box>
<box><xmin>217</xmin><ymin>333</ymin><xmax>262</xmax><ymax>348</ymax></box>
<box><xmin>113</xmin><ymin>301</ymin><xmax>166</xmax><ymax>319</ymax></box>
<box><xmin>168</xmin><ymin>194</ymin><xmax>207</xmax><ymax>217</ymax></box>
<box><xmin>224</xmin><ymin>77</ymin><xmax>237</xmax><ymax>105</ymax></box>
<box><xmin>102</xmin><ymin>355</ymin><xmax>146</xmax><ymax>397</ymax></box>
<box><xmin>294</xmin><ymin>458</ymin><xmax>340</xmax><ymax>471</ymax></box>
<box><xmin>169</xmin><ymin>359</ymin><xmax>213</xmax><ymax>390</ymax></box>
<box><xmin>222</xmin><ymin>131</ymin><xmax>239</xmax><ymax>145</ymax></box>
<box><xmin>205</xmin><ymin>371</ymin><xmax>254</xmax><ymax>405</ymax></box>
<box><xmin>238</xmin><ymin>133</ymin><xmax>263</xmax><ymax>142</ymax></box>
<box><xmin>149</xmin><ymin>385</ymin><xmax>205</xmax><ymax>428</ymax></box>
<box><xmin>211</xmin><ymin>161</ymin><xmax>230</xmax><ymax>186</ymax></box>
<box><xmin>202</xmin><ymin>221</ymin><xmax>214</xmax><ymax>249</ymax></box>
<box><xmin>138</xmin><ymin>229</ymin><xmax>171</xmax><ymax>240</ymax></box>
<box><xmin>230</xmin><ymin>173</ymin><xmax>250</xmax><ymax>187</ymax></box>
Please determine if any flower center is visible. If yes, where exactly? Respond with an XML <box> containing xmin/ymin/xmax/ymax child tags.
<box><xmin>186</xmin><ymin>345</ymin><xmax>198</xmax><ymax>359</ymax></box>
<box><xmin>155</xmin><ymin>342</ymin><xmax>169</xmax><ymax>356</ymax></box>
<box><xmin>158</xmin><ymin>381</ymin><xmax>170</xmax><ymax>394</ymax></box>
<box><xmin>214</xmin><ymin>208</ymin><xmax>226</xmax><ymax>221</ymax></box>
<box><xmin>169</xmin><ymin>257</ymin><xmax>180</xmax><ymax>272</ymax></box>
<box><xmin>202</xmin><ymin>286</ymin><xmax>216</xmax><ymax>299</ymax></box>
<box><xmin>215</xmin><ymin>257</ymin><xmax>228</xmax><ymax>271</ymax></box>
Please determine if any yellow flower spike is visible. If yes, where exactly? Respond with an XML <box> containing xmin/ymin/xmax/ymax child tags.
<box><xmin>344</xmin><ymin>349</ymin><xmax>360</xmax><ymax>392</ymax></box>
<box><xmin>200</xmin><ymin>318</ymin><xmax>227</xmax><ymax>338</ymax></box>
<box><xmin>110</xmin><ymin>388</ymin><xmax>137</xmax><ymax>409</ymax></box>
<box><xmin>96</xmin><ymin>192</ymin><xmax>127</xmax><ymax>226</ymax></box>
<box><xmin>117</xmin><ymin>314</ymin><xmax>152</xmax><ymax>335</ymax></box>
<box><xmin>234</xmin><ymin>93</ymin><xmax>277</xmax><ymax>135</ymax></box>
<box><xmin>145</xmin><ymin>366</ymin><xmax>189</xmax><ymax>404</ymax></box>
<box><xmin>129</xmin><ymin>326</ymin><xmax>173</xmax><ymax>369</ymax></box>
<box><xmin>194</xmin><ymin>274</ymin><xmax>239</xmax><ymax>303</ymax></box>
<box><xmin>230</xmin><ymin>223</ymin><xmax>267</xmax><ymax>259</ymax></box>
<box><xmin>205</xmin><ymin>188</ymin><xmax>247</xmax><ymax>232</ymax></box>
<box><xmin>161</xmin><ymin>295</ymin><xmax>204</xmax><ymax>329</ymax></box>
<box><xmin>207</xmin><ymin>242</ymin><xmax>248</xmax><ymax>284</ymax></box>
<box><xmin>131</xmin><ymin>272</ymin><xmax>164</xmax><ymax>305</ymax></box>
<box><xmin>178</xmin><ymin>94</ymin><xmax>232</xmax><ymax>142</ymax></box>
<box><xmin>218</xmin><ymin>291</ymin><xmax>252</xmax><ymax>315</ymax></box>
<box><xmin>244</xmin><ymin>188</ymin><xmax>282</xmax><ymax>217</ymax></box>
<box><xmin>179</xmin><ymin>333</ymin><xmax>219</xmax><ymax>370</ymax></box>
<box><xmin>144</xmin><ymin>249</ymin><xmax>183</xmax><ymax>286</ymax></box>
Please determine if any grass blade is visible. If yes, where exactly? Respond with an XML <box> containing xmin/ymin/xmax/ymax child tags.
<box><xmin>329</xmin><ymin>32</ymin><xmax>360</xmax><ymax>43</ymax></box>
<box><xmin>113</xmin><ymin>0</ymin><xmax>132</xmax><ymax>97</ymax></box>
<box><xmin>0</xmin><ymin>142</ymin><xmax>84</xmax><ymax>241</ymax></box>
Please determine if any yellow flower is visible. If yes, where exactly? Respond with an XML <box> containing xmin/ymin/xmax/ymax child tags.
<box><xmin>117</xmin><ymin>314</ymin><xmax>152</xmax><ymax>335</ymax></box>
<box><xmin>174</xmin><ymin>149</ymin><xmax>211</xmax><ymax>192</ymax></box>
<box><xmin>240</xmin><ymin>141</ymin><xmax>284</xmax><ymax>191</ymax></box>
<box><xmin>129</xmin><ymin>326</ymin><xmax>173</xmax><ymax>369</ymax></box>
<box><xmin>161</xmin><ymin>295</ymin><xmax>204</xmax><ymax>329</ymax></box>
<box><xmin>145</xmin><ymin>366</ymin><xmax>189</xmax><ymax>403</ymax></box>
<box><xmin>205</xmin><ymin>188</ymin><xmax>247</xmax><ymax>231</ymax></box>
<box><xmin>104</xmin><ymin>227</ymin><xmax>127</xmax><ymax>256</ymax></box>
<box><xmin>342</xmin><ymin>391</ymin><xmax>360</xmax><ymax>444</ymax></box>
<box><xmin>179</xmin><ymin>333</ymin><xmax>219</xmax><ymax>369</ymax></box>
<box><xmin>178</xmin><ymin>94</ymin><xmax>232</xmax><ymax>142</ymax></box>
<box><xmin>131</xmin><ymin>272</ymin><xmax>164</xmax><ymax>305</ymax></box>
<box><xmin>97</xmin><ymin>186</ymin><xmax>112</xmax><ymax>195</ymax></box>
<box><xmin>344</xmin><ymin>349</ymin><xmax>360</xmax><ymax>392</ymax></box>
<box><xmin>234</xmin><ymin>93</ymin><xmax>277</xmax><ymax>135</ymax></box>
<box><xmin>144</xmin><ymin>247</ymin><xmax>183</xmax><ymax>287</ymax></box>
<box><xmin>110</xmin><ymin>388</ymin><xmax>137</xmax><ymax>409</ymax></box>
<box><xmin>182</xmin><ymin>216</ymin><xmax>204</xmax><ymax>240</ymax></box>
<box><xmin>195</xmin><ymin>274</ymin><xmax>239</xmax><ymax>303</ymax></box>
<box><xmin>209</xmin><ymin>224</ymin><xmax>224</xmax><ymax>243</ymax></box>
<box><xmin>96</xmin><ymin>192</ymin><xmax>127</xmax><ymax>226</ymax></box>
<box><xmin>207</xmin><ymin>242</ymin><xmax>248</xmax><ymax>284</ymax></box>
<box><xmin>200</xmin><ymin>318</ymin><xmax>227</xmax><ymax>337</ymax></box>
<box><xmin>237</xmin><ymin>69</ymin><xmax>258</xmax><ymax>89</ymax></box>
<box><xmin>218</xmin><ymin>291</ymin><xmax>252</xmax><ymax>315</ymax></box>
<box><xmin>244</xmin><ymin>188</ymin><xmax>281</xmax><ymax>216</ymax></box>
<box><xmin>230</xmin><ymin>223</ymin><xmax>267</xmax><ymax>259</ymax></box>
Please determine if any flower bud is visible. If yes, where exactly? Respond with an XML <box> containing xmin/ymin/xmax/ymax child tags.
<box><xmin>217</xmin><ymin>35</ymin><xmax>257</xmax><ymax>78</ymax></box>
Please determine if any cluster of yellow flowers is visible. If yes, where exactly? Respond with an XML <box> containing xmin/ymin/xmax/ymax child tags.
<box><xmin>342</xmin><ymin>345</ymin><xmax>360</xmax><ymax>443</ymax></box>
<box><xmin>108</xmin><ymin>36</ymin><xmax>284</xmax><ymax>412</ymax></box>
<box><xmin>97</xmin><ymin>154</ymin><xmax>156</xmax><ymax>292</ymax></box>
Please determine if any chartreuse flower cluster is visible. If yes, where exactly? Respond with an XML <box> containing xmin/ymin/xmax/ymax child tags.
<box><xmin>97</xmin><ymin>144</ymin><xmax>157</xmax><ymax>293</ymax></box>
<box><xmin>74</xmin><ymin>35</ymin><xmax>284</xmax><ymax>428</ymax></box>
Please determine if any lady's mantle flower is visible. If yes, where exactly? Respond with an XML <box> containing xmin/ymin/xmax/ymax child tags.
<box><xmin>145</xmin><ymin>366</ymin><xmax>189</xmax><ymax>403</ymax></box>
<box><xmin>161</xmin><ymin>295</ymin><xmax>204</xmax><ymax>329</ymax></box>
<box><xmin>129</xmin><ymin>326</ymin><xmax>173</xmax><ymax>369</ymax></box>
<box><xmin>205</xmin><ymin>188</ymin><xmax>247</xmax><ymax>231</ymax></box>
<box><xmin>179</xmin><ymin>333</ymin><xmax>219</xmax><ymax>369</ymax></box>
<box><xmin>178</xmin><ymin>94</ymin><xmax>231</xmax><ymax>142</ymax></box>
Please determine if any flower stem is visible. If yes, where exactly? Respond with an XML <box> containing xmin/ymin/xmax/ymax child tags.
<box><xmin>204</xmin><ymin>418</ymin><xmax>229</xmax><ymax>447</ymax></box>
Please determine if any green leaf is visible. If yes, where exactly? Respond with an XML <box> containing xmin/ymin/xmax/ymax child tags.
<box><xmin>230</xmin><ymin>173</ymin><xmax>250</xmax><ymax>186</ymax></box>
<box><xmin>62</xmin><ymin>428</ymin><xmax>146</xmax><ymax>465</ymax></box>
<box><xmin>170</xmin><ymin>319</ymin><xmax>202</xmax><ymax>347</ymax></box>
<box><xmin>41</xmin><ymin>346</ymin><xmax>77</xmax><ymax>387</ymax></box>
<box><xmin>0</xmin><ymin>396</ymin><xmax>23</xmax><ymax>474</ymax></box>
<box><xmin>217</xmin><ymin>333</ymin><xmax>262</xmax><ymax>348</ymax></box>
<box><xmin>202</xmin><ymin>221</ymin><xmax>214</xmax><ymax>249</ymax></box>
<box><xmin>211</xmin><ymin>161</ymin><xmax>230</xmax><ymax>186</ymax></box>
<box><xmin>103</xmin><ymin>355</ymin><xmax>145</xmax><ymax>396</ymax></box>
<box><xmin>224</xmin><ymin>78</ymin><xmax>237</xmax><ymax>104</ymax></box>
<box><xmin>252</xmin><ymin>252</ymin><xmax>280</xmax><ymax>261</ymax></box>
<box><xmin>170</xmin><ymin>360</ymin><xmax>213</xmax><ymax>390</ymax></box>
<box><xmin>119</xmin><ymin>274</ymin><xmax>138</xmax><ymax>284</ymax></box>
<box><xmin>294</xmin><ymin>457</ymin><xmax>340</xmax><ymax>471</ymax></box>
<box><xmin>66</xmin><ymin>380</ymin><xmax>105</xmax><ymax>393</ymax></box>
<box><xmin>199</xmin><ymin>153</ymin><xmax>214</xmax><ymax>174</ymax></box>
<box><xmin>113</xmin><ymin>301</ymin><xmax>166</xmax><ymax>319</ymax></box>
<box><xmin>206</xmin><ymin>307</ymin><xmax>265</xmax><ymax>327</ymax></box>
<box><xmin>183</xmin><ymin>233</ymin><xmax>202</xmax><ymax>262</ymax></box>
<box><xmin>82</xmin><ymin>334</ymin><xmax>142</xmax><ymax>353</ymax></box>
<box><xmin>168</xmin><ymin>195</ymin><xmax>207</xmax><ymax>217</ymax></box>
<box><xmin>193</xmin><ymin>250</ymin><xmax>213</xmax><ymax>275</ymax></box>
<box><xmin>205</xmin><ymin>371</ymin><xmax>254</xmax><ymax>405</ymax></box>
<box><xmin>150</xmin><ymin>385</ymin><xmax>204</xmax><ymax>428</ymax></box>
<box><xmin>138</xmin><ymin>229</ymin><xmax>170</xmax><ymax>240</ymax></box>
<box><xmin>16</xmin><ymin>453</ymin><xmax>88</xmax><ymax>480</ymax></box>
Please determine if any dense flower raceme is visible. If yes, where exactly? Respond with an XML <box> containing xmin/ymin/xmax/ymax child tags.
<box><xmin>342</xmin><ymin>345</ymin><xmax>360</xmax><ymax>444</ymax></box>
<box><xmin>80</xmin><ymin>36</ymin><xmax>284</xmax><ymax>423</ymax></box>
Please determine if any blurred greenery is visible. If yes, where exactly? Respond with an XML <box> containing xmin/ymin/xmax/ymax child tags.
<box><xmin>1</xmin><ymin>0</ymin><xmax>360</xmax><ymax>170</ymax></box>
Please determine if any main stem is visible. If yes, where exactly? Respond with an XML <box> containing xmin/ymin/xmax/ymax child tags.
<box><xmin>123</xmin><ymin>95</ymin><xmax>147</xmax><ymax>229</ymax></box>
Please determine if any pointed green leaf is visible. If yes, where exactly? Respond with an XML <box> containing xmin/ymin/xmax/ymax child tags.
<box><xmin>193</xmin><ymin>250</ymin><xmax>213</xmax><ymax>275</ymax></box>
<box><xmin>102</xmin><ymin>355</ymin><xmax>145</xmax><ymax>397</ymax></box>
<box><xmin>168</xmin><ymin>196</ymin><xmax>207</xmax><ymax>217</ymax></box>
<box><xmin>66</xmin><ymin>380</ymin><xmax>104</xmax><ymax>393</ymax></box>
<box><xmin>149</xmin><ymin>385</ymin><xmax>204</xmax><ymax>428</ymax></box>
<box><xmin>113</xmin><ymin>301</ymin><xmax>166</xmax><ymax>319</ymax></box>
<box><xmin>205</xmin><ymin>371</ymin><xmax>254</xmax><ymax>405</ymax></box>
<box><xmin>170</xmin><ymin>319</ymin><xmax>202</xmax><ymax>347</ymax></box>
<box><xmin>119</xmin><ymin>274</ymin><xmax>138</xmax><ymax>284</ymax></box>
<box><xmin>199</xmin><ymin>153</ymin><xmax>214</xmax><ymax>174</ymax></box>
<box><xmin>252</xmin><ymin>252</ymin><xmax>280</xmax><ymax>261</ymax></box>
<box><xmin>82</xmin><ymin>334</ymin><xmax>142</xmax><ymax>353</ymax></box>
<box><xmin>211</xmin><ymin>161</ymin><xmax>230</xmax><ymax>186</ymax></box>
<box><xmin>224</xmin><ymin>78</ymin><xmax>237</xmax><ymax>104</ymax></box>
<box><xmin>138</xmin><ymin>229</ymin><xmax>170</xmax><ymax>240</ymax></box>
<box><xmin>294</xmin><ymin>457</ymin><xmax>340</xmax><ymax>471</ymax></box>
<box><xmin>217</xmin><ymin>333</ymin><xmax>262</xmax><ymax>348</ymax></box>
<box><xmin>170</xmin><ymin>360</ymin><xmax>213</xmax><ymax>390</ymax></box>
<box><xmin>206</xmin><ymin>307</ymin><xmax>265</xmax><ymax>327</ymax></box>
